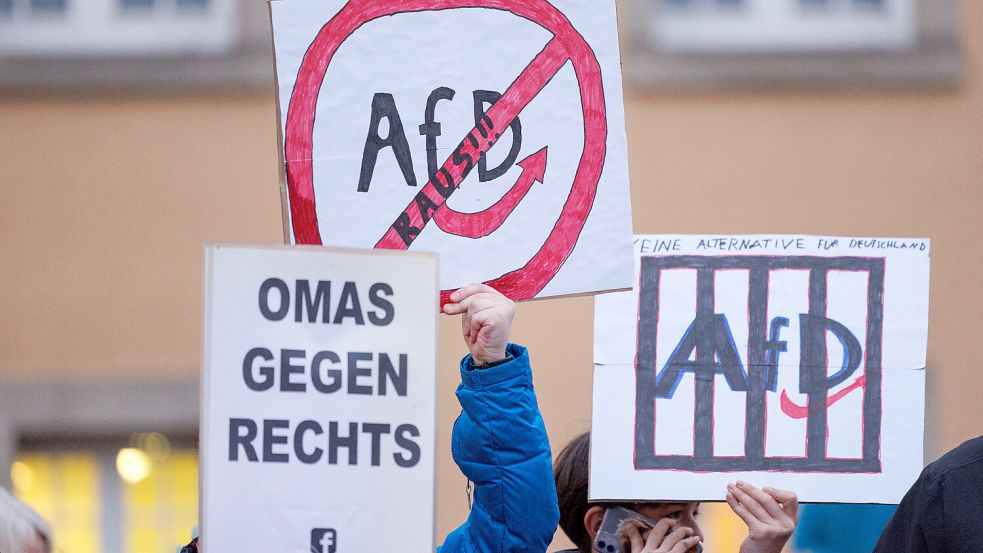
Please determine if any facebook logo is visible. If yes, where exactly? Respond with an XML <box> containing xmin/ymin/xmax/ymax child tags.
<box><xmin>311</xmin><ymin>528</ymin><xmax>337</xmax><ymax>553</ymax></box>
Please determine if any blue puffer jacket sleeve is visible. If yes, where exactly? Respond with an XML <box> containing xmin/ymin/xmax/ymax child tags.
<box><xmin>437</xmin><ymin>344</ymin><xmax>560</xmax><ymax>553</ymax></box>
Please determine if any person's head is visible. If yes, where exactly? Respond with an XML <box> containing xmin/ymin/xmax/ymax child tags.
<box><xmin>0</xmin><ymin>488</ymin><xmax>51</xmax><ymax>553</ymax></box>
<box><xmin>554</xmin><ymin>432</ymin><xmax>703</xmax><ymax>553</ymax></box>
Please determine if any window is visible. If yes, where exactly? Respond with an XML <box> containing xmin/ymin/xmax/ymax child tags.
<box><xmin>654</xmin><ymin>0</ymin><xmax>916</xmax><ymax>52</ymax></box>
<box><xmin>120</xmin><ymin>0</ymin><xmax>153</xmax><ymax>10</ymax></box>
<box><xmin>0</xmin><ymin>0</ymin><xmax>269</xmax><ymax>90</ymax></box>
<box><xmin>12</xmin><ymin>437</ymin><xmax>199</xmax><ymax>553</ymax></box>
<box><xmin>119</xmin><ymin>0</ymin><xmax>210</xmax><ymax>15</ymax></box>
<box><xmin>0</xmin><ymin>0</ymin><xmax>66</xmax><ymax>17</ymax></box>
<box><xmin>29</xmin><ymin>0</ymin><xmax>68</xmax><ymax>16</ymax></box>
<box><xmin>0</xmin><ymin>0</ymin><xmax>236</xmax><ymax>56</ymax></box>
<box><xmin>176</xmin><ymin>0</ymin><xmax>208</xmax><ymax>9</ymax></box>
<box><xmin>120</xmin><ymin>448</ymin><xmax>199</xmax><ymax>551</ymax></box>
<box><xmin>12</xmin><ymin>452</ymin><xmax>102</xmax><ymax>553</ymax></box>
<box><xmin>0</xmin><ymin>381</ymin><xmax>201</xmax><ymax>553</ymax></box>
<box><xmin>622</xmin><ymin>0</ymin><xmax>961</xmax><ymax>87</ymax></box>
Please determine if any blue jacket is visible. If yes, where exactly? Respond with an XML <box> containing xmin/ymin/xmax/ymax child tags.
<box><xmin>438</xmin><ymin>344</ymin><xmax>560</xmax><ymax>553</ymax></box>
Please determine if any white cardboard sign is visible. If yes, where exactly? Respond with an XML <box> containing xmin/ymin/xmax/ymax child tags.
<box><xmin>201</xmin><ymin>245</ymin><xmax>437</xmax><ymax>552</ymax></box>
<box><xmin>592</xmin><ymin>235</ymin><xmax>930</xmax><ymax>504</ymax></box>
<box><xmin>270</xmin><ymin>0</ymin><xmax>634</xmax><ymax>301</ymax></box>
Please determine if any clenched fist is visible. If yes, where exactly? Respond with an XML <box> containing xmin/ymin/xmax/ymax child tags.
<box><xmin>442</xmin><ymin>283</ymin><xmax>515</xmax><ymax>365</ymax></box>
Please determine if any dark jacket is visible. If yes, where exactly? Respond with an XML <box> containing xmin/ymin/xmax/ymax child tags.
<box><xmin>438</xmin><ymin>344</ymin><xmax>560</xmax><ymax>553</ymax></box>
<box><xmin>873</xmin><ymin>435</ymin><xmax>983</xmax><ymax>553</ymax></box>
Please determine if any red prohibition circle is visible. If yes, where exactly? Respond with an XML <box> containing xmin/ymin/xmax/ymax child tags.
<box><xmin>284</xmin><ymin>0</ymin><xmax>607</xmax><ymax>301</ymax></box>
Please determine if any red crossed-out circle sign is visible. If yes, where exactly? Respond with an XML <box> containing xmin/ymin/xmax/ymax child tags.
<box><xmin>284</xmin><ymin>0</ymin><xmax>607</xmax><ymax>302</ymax></box>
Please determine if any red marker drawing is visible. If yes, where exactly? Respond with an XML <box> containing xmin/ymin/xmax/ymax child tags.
<box><xmin>285</xmin><ymin>0</ymin><xmax>608</xmax><ymax>303</ymax></box>
<box><xmin>373</xmin><ymin>36</ymin><xmax>567</xmax><ymax>250</ymax></box>
<box><xmin>779</xmin><ymin>375</ymin><xmax>867</xmax><ymax>420</ymax></box>
<box><xmin>433</xmin><ymin>147</ymin><xmax>548</xmax><ymax>239</ymax></box>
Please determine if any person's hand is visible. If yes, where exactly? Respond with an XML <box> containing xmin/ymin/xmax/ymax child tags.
<box><xmin>726</xmin><ymin>481</ymin><xmax>798</xmax><ymax>553</ymax></box>
<box><xmin>442</xmin><ymin>283</ymin><xmax>514</xmax><ymax>365</ymax></box>
<box><xmin>616</xmin><ymin>518</ymin><xmax>702</xmax><ymax>553</ymax></box>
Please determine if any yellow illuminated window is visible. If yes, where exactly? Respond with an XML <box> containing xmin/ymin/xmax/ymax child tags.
<box><xmin>12</xmin><ymin>453</ymin><xmax>101</xmax><ymax>553</ymax></box>
<box><xmin>121</xmin><ymin>450</ymin><xmax>199</xmax><ymax>551</ymax></box>
<box><xmin>700</xmin><ymin>502</ymin><xmax>746</xmax><ymax>552</ymax></box>
<box><xmin>11</xmin><ymin>436</ymin><xmax>198</xmax><ymax>553</ymax></box>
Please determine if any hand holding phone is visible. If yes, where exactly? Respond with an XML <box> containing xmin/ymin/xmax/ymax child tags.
<box><xmin>594</xmin><ymin>507</ymin><xmax>702</xmax><ymax>553</ymax></box>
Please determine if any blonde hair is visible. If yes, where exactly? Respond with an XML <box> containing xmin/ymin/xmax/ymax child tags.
<box><xmin>0</xmin><ymin>488</ymin><xmax>51</xmax><ymax>553</ymax></box>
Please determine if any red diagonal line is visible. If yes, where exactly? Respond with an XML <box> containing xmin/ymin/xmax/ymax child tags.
<box><xmin>779</xmin><ymin>374</ymin><xmax>867</xmax><ymax>420</ymax></box>
<box><xmin>433</xmin><ymin>147</ymin><xmax>547</xmax><ymax>239</ymax></box>
<box><xmin>375</xmin><ymin>37</ymin><xmax>569</xmax><ymax>250</ymax></box>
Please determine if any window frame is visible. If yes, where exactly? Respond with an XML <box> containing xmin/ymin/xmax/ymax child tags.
<box><xmin>620</xmin><ymin>0</ymin><xmax>963</xmax><ymax>89</ymax></box>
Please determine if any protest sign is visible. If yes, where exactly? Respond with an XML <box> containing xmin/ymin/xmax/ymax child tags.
<box><xmin>200</xmin><ymin>245</ymin><xmax>438</xmax><ymax>552</ymax></box>
<box><xmin>270</xmin><ymin>0</ymin><xmax>634</xmax><ymax>302</ymax></box>
<box><xmin>592</xmin><ymin>235</ymin><xmax>930</xmax><ymax>503</ymax></box>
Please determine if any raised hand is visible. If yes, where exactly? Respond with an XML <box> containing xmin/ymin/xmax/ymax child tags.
<box><xmin>442</xmin><ymin>283</ymin><xmax>515</xmax><ymax>365</ymax></box>
<box><xmin>726</xmin><ymin>481</ymin><xmax>799</xmax><ymax>553</ymax></box>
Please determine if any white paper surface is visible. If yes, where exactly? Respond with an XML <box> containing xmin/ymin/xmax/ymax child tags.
<box><xmin>201</xmin><ymin>245</ymin><xmax>437</xmax><ymax>552</ymax></box>
<box><xmin>270</xmin><ymin>0</ymin><xmax>634</xmax><ymax>301</ymax></box>
<box><xmin>591</xmin><ymin>235</ymin><xmax>930</xmax><ymax>504</ymax></box>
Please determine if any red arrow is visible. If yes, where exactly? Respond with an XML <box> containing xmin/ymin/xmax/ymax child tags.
<box><xmin>779</xmin><ymin>375</ymin><xmax>867</xmax><ymax>420</ymax></box>
<box><xmin>432</xmin><ymin>147</ymin><xmax>548</xmax><ymax>239</ymax></box>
